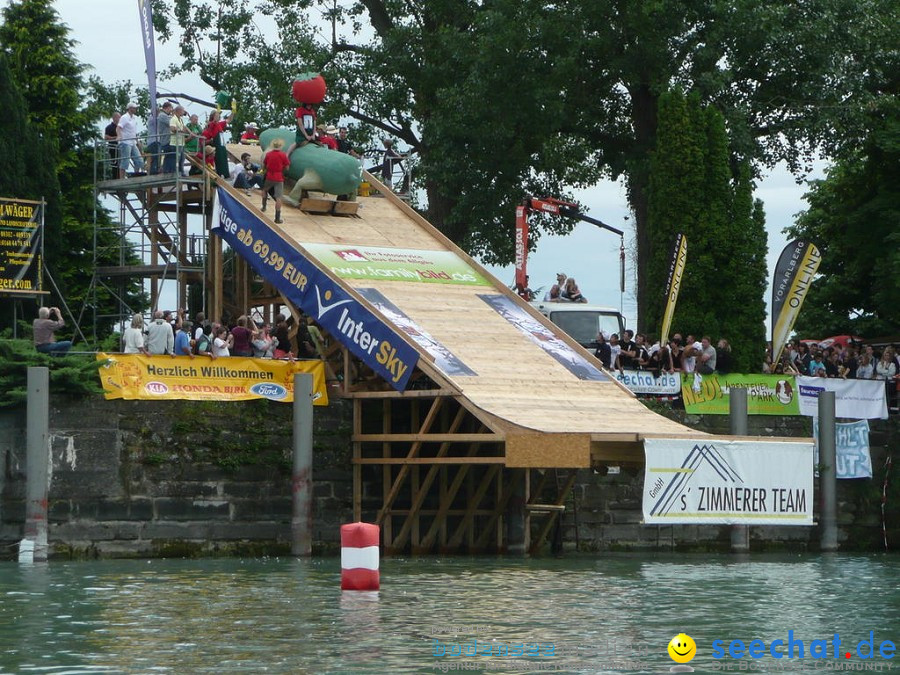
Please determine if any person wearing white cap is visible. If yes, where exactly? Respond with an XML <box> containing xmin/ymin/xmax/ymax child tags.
<box><xmin>240</xmin><ymin>122</ymin><xmax>260</xmax><ymax>145</ymax></box>
<box><xmin>116</xmin><ymin>102</ymin><xmax>146</xmax><ymax>178</ymax></box>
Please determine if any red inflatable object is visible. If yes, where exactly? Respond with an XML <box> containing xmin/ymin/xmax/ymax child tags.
<box><xmin>340</xmin><ymin>522</ymin><xmax>380</xmax><ymax>591</ymax></box>
<box><xmin>292</xmin><ymin>73</ymin><xmax>327</xmax><ymax>105</ymax></box>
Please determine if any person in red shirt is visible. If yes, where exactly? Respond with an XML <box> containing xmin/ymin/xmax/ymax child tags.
<box><xmin>262</xmin><ymin>138</ymin><xmax>291</xmax><ymax>224</ymax></box>
<box><xmin>240</xmin><ymin>122</ymin><xmax>260</xmax><ymax>145</ymax></box>
<box><xmin>202</xmin><ymin>109</ymin><xmax>231</xmax><ymax>177</ymax></box>
<box><xmin>287</xmin><ymin>103</ymin><xmax>317</xmax><ymax>157</ymax></box>
<box><xmin>320</xmin><ymin>125</ymin><xmax>338</xmax><ymax>150</ymax></box>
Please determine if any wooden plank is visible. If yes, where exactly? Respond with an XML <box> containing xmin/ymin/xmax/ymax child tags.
<box><xmin>300</xmin><ymin>197</ymin><xmax>336</xmax><ymax>214</ymax></box>
<box><xmin>353</xmin><ymin>456</ymin><xmax>504</xmax><ymax>465</ymax></box>
<box><xmin>354</xmin><ymin>433</ymin><xmax>502</xmax><ymax>443</ymax></box>
<box><xmin>375</xmin><ymin>397</ymin><xmax>444</xmax><ymax>525</ymax></box>
<box><xmin>332</xmin><ymin>201</ymin><xmax>360</xmax><ymax>215</ymax></box>
<box><xmin>446</xmin><ymin>465</ymin><xmax>500</xmax><ymax>549</ymax></box>
<box><xmin>353</xmin><ymin>398</ymin><xmax>362</xmax><ymax>521</ymax></box>
<box><xmin>529</xmin><ymin>469</ymin><xmax>578</xmax><ymax>554</ymax></box>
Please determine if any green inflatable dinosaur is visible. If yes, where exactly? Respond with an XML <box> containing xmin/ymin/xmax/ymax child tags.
<box><xmin>258</xmin><ymin>128</ymin><xmax>361</xmax><ymax>203</ymax></box>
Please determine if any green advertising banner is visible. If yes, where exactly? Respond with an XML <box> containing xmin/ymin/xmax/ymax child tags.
<box><xmin>681</xmin><ymin>373</ymin><xmax>801</xmax><ymax>415</ymax></box>
<box><xmin>303</xmin><ymin>243</ymin><xmax>492</xmax><ymax>286</ymax></box>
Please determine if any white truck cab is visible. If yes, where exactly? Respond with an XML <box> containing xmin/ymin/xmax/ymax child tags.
<box><xmin>530</xmin><ymin>301</ymin><xmax>626</xmax><ymax>348</ymax></box>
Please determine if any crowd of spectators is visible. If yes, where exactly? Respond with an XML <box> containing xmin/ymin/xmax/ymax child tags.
<box><xmin>118</xmin><ymin>307</ymin><xmax>327</xmax><ymax>363</ymax></box>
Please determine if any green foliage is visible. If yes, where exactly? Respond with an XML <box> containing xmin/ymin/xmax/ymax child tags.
<box><xmin>151</xmin><ymin>0</ymin><xmax>894</xmax><ymax>329</ymax></box>
<box><xmin>647</xmin><ymin>91</ymin><xmax>767</xmax><ymax>371</ymax></box>
<box><xmin>0</xmin><ymin>0</ymin><xmax>146</xmax><ymax>341</ymax></box>
<box><xmin>786</xmin><ymin>97</ymin><xmax>900</xmax><ymax>338</ymax></box>
<box><xmin>0</xmin><ymin>339</ymin><xmax>103</xmax><ymax>408</ymax></box>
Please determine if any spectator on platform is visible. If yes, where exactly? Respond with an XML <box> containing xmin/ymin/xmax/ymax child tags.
<box><xmin>608</xmin><ymin>333</ymin><xmax>621</xmax><ymax>370</ymax></box>
<box><xmin>697</xmin><ymin>336</ymin><xmax>717</xmax><ymax>375</ymax></box>
<box><xmin>794</xmin><ymin>342</ymin><xmax>812</xmax><ymax>375</ymax></box>
<box><xmin>594</xmin><ymin>331</ymin><xmax>612</xmax><ymax>369</ymax></box>
<box><xmin>147</xmin><ymin>310</ymin><xmax>175</xmax><ymax>356</ymax></box>
<box><xmin>231</xmin><ymin>316</ymin><xmax>256</xmax><ymax>357</ymax></box>
<box><xmin>843</xmin><ymin>345</ymin><xmax>859</xmax><ymax>379</ymax></box>
<box><xmin>123</xmin><ymin>313</ymin><xmax>149</xmax><ymax>355</ymax></box>
<box><xmin>825</xmin><ymin>350</ymin><xmax>842</xmax><ymax>378</ymax></box>
<box><xmin>380</xmin><ymin>139</ymin><xmax>405</xmax><ymax>189</ymax></box>
<box><xmin>252</xmin><ymin>323</ymin><xmax>275</xmax><ymax>359</ymax></box>
<box><xmin>233</xmin><ymin>153</ymin><xmax>265</xmax><ymax>194</ymax></box>
<box><xmin>716</xmin><ymin>339</ymin><xmax>732</xmax><ymax>374</ymax></box>
<box><xmin>240</xmin><ymin>122</ymin><xmax>260</xmax><ymax>145</ymax></box>
<box><xmin>634</xmin><ymin>333</ymin><xmax>651</xmax><ymax>370</ymax></box>
<box><xmin>116</xmin><ymin>102</ymin><xmax>146</xmax><ymax>178</ymax></box>
<box><xmin>619</xmin><ymin>330</ymin><xmax>637</xmax><ymax>370</ymax></box>
<box><xmin>319</xmin><ymin>125</ymin><xmax>339</xmax><ymax>150</ymax></box>
<box><xmin>669</xmin><ymin>335</ymin><xmax>683</xmax><ymax>371</ymax></box>
<box><xmin>175</xmin><ymin>321</ymin><xmax>194</xmax><ymax>358</ymax></box>
<box><xmin>857</xmin><ymin>353</ymin><xmax>875</xmax><ymax>379</ymax></box>
<box><xmin>195</xmin><ymin>323</ymin><xmax>215</xmax><ymax>359</ymax></box>
<box><xmin>103</xmin><ymin>112</ymin><xmax>120</xmax><ymax>178</ymax></box>
<box><xmin>545</xmin><ymin>272</ymin><xmax>567</xmax><ymax>302</ymax></box>
<box><xmin>33</xmin><ymin>306</ymin><xmax>72</xmax><ymax>356</ymax></box>
<box><xmin>148</xmin><ymin>100</ymin><xmax>175</xmax><ymax>175</ymax></box>
<box><xmin>658</xmin><ymin>340</ymin><xmax>675</xmax><ymax>374</ymax></box>
<box><xmin>561</xmin><ymin>277</ymin><xmax>587</xmax><ymax>303</ymax></box>
<box><xmin>876</xmin><ymin>349</ymin><xmax>897</xmax><ymax>381</ymax></box>
<box><xmin>808</xmin><ymin>350</ymin><xmax>825</xmax><ymax>377</ymax></box>
<box><xmin>682</xmin><ymin>336</ymin><xmax>700</xmax><ymax>374</ymax></box>
<box><xmin>169</xmin><ymin>105</ymin><xmax>189</xmax><ymax>176</ymax></box>
<box><xmin>273</xmin><ymin>314</ymin><xmax>293</xmax><ymax>359</ymax></box>
<box><xmin>336</xmin><ymin>127</ymin><xmax>360</xmax><ymax>157</ymax></box>
<box><xmin>202</xmin><ymin>109</ymin><xmax>231</xmax><ymax>178</ymax></box>
<box><xmin>212</xmin><ymin>326</ymin><xmax>233</xmax><ymax>357</ymax></box>
<box><xmin>184</xmin><ymin>113</ymin><xmax>203</xmax><ymax>159</ymax></box>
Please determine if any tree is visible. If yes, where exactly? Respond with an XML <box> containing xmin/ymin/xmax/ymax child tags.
<box><xmin>645</xmin><ymin>90</ymin><xmax>767</xmax><ymax>371</ymax></box>
<box><xmin>786</xmin><ymin>98</ymin><xmax>900</xmax><ymax>338</ymax></box>
<box><xmin>0</xmin><ymin>0</ymin><xmax>146</xmax><ymax>339</ymax></box>
<box><xmin>152</xmin><ymin>0</ymin><xmax>895</xmax><ymax>327</ymax></box>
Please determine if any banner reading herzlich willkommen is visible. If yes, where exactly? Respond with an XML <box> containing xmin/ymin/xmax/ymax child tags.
<box><xmin>659</xmin><ymin>233</ymin><xmax>687</xmax><ymax>346</ymax></box>
<box><xmin>771</xmin><ymin>240</ymin><xmax>822</xmax><ymax>365</ymax></box>
<box><xmin>0</xmin><ymin>197</ymin><xmax>43</xmax><ymax>294</ymax></box>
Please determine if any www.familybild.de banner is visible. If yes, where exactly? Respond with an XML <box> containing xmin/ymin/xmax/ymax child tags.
<box><xmin>96</xmin><ymin>353</ymin><xmax>328</xmax><ymax>404</ymax></box>
<box><xmin>680</xmin><ymin>373</ymin><xmax>801</xmax><ymax>415</ymax></box>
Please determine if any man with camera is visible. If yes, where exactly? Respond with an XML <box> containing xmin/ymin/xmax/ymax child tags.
<box><xmin>33</xmin><ymin>306</ymin><xmax>72</xmax><ymax>355</ymax></box>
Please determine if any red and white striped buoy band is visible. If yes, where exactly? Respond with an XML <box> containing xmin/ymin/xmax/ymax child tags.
<box><xmin>341</xmin><ymin>522</ymin><xmax>380</xmax><ymax>590</ymax></box>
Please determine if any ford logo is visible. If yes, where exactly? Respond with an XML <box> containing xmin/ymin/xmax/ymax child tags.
<box><xmin>145</xmin><ymin>381</ymin><xmax>168</xmax><ymax>395</ymax></box>
<box><xmin>250</xmin><ymin>382</ymin><xmax>288</xmax><ymax>400</ymax></box>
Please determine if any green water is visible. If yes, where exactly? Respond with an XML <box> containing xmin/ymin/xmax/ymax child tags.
<box><xmin>0</xmin><ymin>554</ymin><xmax>897</xmax><ymax>673</ymax></box>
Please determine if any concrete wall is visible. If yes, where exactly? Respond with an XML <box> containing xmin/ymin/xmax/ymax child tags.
<box><xmin>1</xmin><ymin>396</ymin><xmax>897</xmax><ymax>557</ymax></box>
<box><xmin>0</xmin><ymin>396</ymin><xmax>354</xmax><ymax>558</ymax></box>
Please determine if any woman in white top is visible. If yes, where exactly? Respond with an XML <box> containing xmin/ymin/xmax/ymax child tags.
<box><xmin>875</xmin><ymin>350</ymin><xmax>897</xmax><ymax>380</ymax></box>
<box><xmin>123</xmin><ymin>313</ymin><xmax>149</xmax><ymax>355</ymax></box>
<box><xmin>856</xmin><ymin>354</ymin><xmax>875</xmax><ymax>379</ymax></box>
<box><xmin>212</xmin><ymin>326</ymin><xmax>233</xmax><ymax>357</ymax></box>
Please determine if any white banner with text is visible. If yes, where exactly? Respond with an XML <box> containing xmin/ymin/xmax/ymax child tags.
<box><xmin>643</xmin><ymin>438</ymin><xmax>814</xmax><ymax>525</ymax></box>
<box><xmin>796</xmin><ymin>376</ymin><xmax>888</xmax><ymax>419</ymax></box>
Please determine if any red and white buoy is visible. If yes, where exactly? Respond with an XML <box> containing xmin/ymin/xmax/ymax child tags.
<box><xmin>340</xmin><ymin>522</ymin><xmax>380</xmax><ymax>591</ymax></box>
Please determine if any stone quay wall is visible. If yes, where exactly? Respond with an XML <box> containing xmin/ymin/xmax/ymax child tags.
<box><xmin>0</xmin><ymin>396</ymin><xmax>896</xmax><ymax>558</ymax></box>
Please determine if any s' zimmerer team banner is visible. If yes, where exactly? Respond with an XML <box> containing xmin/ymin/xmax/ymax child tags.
<box><xmin>97</xmin><ymin>353</ymin><xmax>329</xmax><ymax>404</ymax></box>
<box><xmin>213</xmin><ymin>188</ymin><xmax>419</xmax><ymax>390</ymax></box>
<box><xmin>659</xmin><ymin>233</ymin><xmax>687</xmax><ymax>347</ymax></box>
<box><xmin>643</xmin><ymin>438</ymin><xmax>814</xmax><ymax>525</ymax></box>
<box><xmin>771</xmin><ymin>240</ymin><xmax>822</xmax><ymax>366</ymax></box>
<box><xmin>0</xmin><ymin>197</ymin><xmax>44</xmax><ymax>294</ymax></box>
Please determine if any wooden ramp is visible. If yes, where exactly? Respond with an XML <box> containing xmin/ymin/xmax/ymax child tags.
<box><xmin>216</xmin><ymin>153</ymin><xmax>715</xmax><ymax>552</ymax></box>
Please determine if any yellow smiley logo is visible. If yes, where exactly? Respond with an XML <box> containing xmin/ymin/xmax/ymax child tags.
<box><xmin>668</xmin><ymin>633</ymin><xmax>696</xmax><ymax>664</ymax></box>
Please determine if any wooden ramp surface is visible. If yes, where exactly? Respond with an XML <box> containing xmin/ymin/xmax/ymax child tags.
<box><xmin>223</xmin><ymin>149</ymin><xmax>704</xmax><ymax>444</ymax></box>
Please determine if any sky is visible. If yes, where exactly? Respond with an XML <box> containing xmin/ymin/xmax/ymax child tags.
<box><xmin>35</xmin><ymin>0</ymin><xmax>826</xmax><ymax>330</ymax></box>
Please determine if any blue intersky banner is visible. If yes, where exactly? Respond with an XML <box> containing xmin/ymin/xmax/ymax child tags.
<box><xmin>137</xmin><ymin>0</ymin><xmax>158</xmax><ymax>120</ymax></box>
<box><xmin>213</xmin><ymin>188</ymin><xmax>418</xmax><ymax>390</ymax></box>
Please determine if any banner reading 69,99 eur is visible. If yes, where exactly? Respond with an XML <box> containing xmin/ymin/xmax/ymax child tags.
<box><xmin>96</xmin><ymin>353</ymin><xmax>329</xmax><ymax>404</ymax></box>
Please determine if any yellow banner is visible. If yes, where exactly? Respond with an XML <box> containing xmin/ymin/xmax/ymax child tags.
<box><xmin>660</xmin><ymin>233</ymin><xmax>687</xmax><ymax>346</ymax></box>
<box><xmin>96</xmin><ymin>353</ymin><xmax>329</xmax><ymax>405</ymax></box>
